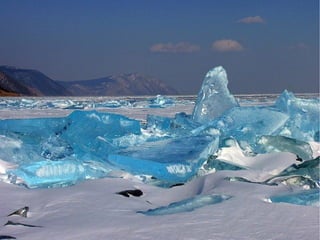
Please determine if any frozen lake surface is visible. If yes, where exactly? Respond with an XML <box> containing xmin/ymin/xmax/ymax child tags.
<box><xmin>0</xmin><ymin>93</ymin><xmax>317</xmax><ymax>120</ymax></box>
<box><xmin>0</xmin><ymin>93</ymin><xmax>318</xmax><ymax>240</ymax></box>
<box><xmin>0</xmin><ymin>66</ymin><xmax>318</xmax><ymax>239</ymax></box>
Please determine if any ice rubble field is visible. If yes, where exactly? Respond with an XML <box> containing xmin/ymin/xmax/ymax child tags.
<box><xmin>0</xmin><ymin>66</ymin><xmax>319</xmax><ymax>240</ymax></box>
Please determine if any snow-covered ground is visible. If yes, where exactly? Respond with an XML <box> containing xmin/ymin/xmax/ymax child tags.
<box><xmin>0</xmin><ymin>167</ymin><xmax>318</xmax><ymax>240</ymax></box>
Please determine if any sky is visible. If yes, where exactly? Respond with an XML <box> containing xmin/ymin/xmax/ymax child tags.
<box><xmin>0</xmin><ymin>0</ymin><xmax>318</xmax><ymax>94</ymax></box>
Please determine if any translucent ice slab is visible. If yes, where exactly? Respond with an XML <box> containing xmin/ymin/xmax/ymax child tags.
<box><xmin>192</xmin><ymin>66</ymin><xmax>239</xmax><ymax>123</ymax></box>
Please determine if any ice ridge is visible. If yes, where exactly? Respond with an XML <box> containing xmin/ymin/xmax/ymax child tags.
<box><xmin>0</xmin><ymin>66</ymin><xmax>318</xmax><ymax>209</ymax></box>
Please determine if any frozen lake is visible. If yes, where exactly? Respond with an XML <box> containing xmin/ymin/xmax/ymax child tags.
<box><xmin>0</xmin><ymin>89</ymin><xmax>318</xmax><ymax>239</ymax></box>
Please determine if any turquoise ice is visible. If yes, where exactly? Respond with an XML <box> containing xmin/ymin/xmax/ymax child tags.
<box><xmin>0</xmin><ymin>66</ymin><xmax>318</xmax><ymax>196</ymax></box>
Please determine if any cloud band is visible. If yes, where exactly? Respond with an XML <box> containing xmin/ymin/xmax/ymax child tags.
<box><xmin>237</xmin><ymin>16</ymin><xmax>265</xmax><ymax>24</ymax></box>
<box><xmin>212</xmin><ymin>39</ymin><xmax>244</xmax><ymax>52</ymax></box>
<box><xmin>150</xmin><ymin>42</ymin><xmax>200</xmax><ymax>53</ymax></box>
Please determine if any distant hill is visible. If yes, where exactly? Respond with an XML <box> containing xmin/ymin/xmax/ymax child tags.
<box><xmin>0</xmin><ymin>66</ymin><xmax>71</xmax><ymax>96</ymax></box>
<box><xmin>59</xmin><ymin>73</ymin><xmax>179</xmax><ymax>96</ymax></box>
<box><xmin>0</xmin><ymin>70</ymin><xmax>36</xmax><ymax>96</ymax></box>
<box><xmin>0</xmin><ymin>66</ymin><xmax>178</xmax><ymax>96</ymax></box>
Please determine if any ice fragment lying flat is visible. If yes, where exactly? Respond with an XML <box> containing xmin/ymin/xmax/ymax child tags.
<box><xmin>108</xmin><ymin>135</ymin><xmax>219</xmax><ymax>184</ymax></box>
<box><xmin>7</xmin><ymin>159</ymin><xmax>111</xmax><ymax>188</ymax></box>
<box><xmin>138</xmin><ymin>194</ymin><xmax>232</xmax><ymax>216</ymax></box>
<box><xmin>269</xmin><ymin>189</ymin><xmax>319</xmax><ymax>207</ymax></box>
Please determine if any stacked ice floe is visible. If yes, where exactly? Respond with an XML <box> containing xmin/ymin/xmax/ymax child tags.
<box><xmin>0</xmin><ymin>66</ymin><xmax>318</xmax><ymax>206</ymax></box>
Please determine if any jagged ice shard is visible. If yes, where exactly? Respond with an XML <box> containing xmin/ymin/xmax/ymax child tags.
<box><xmin>275</xmin><ymin>90</ymin><xmax>320</xmax><ymax>142</ymax></box>
<box><xmin>192</xmin><ymin>66</ymin><xmax>239</xmax><ymax>124</ymax></box>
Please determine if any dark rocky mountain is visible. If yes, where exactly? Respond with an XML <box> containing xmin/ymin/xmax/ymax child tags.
<box><xmin>0</xmin><ymin>66</ymin><xmax>71</xmax><ymax>96</ymax></box>
<box><xmin>59</xmin><ymin>73</ymin><xmax>179</xmax><ymax>96</ymax></box>
<box><xmin>0</xmin><ymin>66</ymin><xmax>178</xmax><ymax>96</ymax></box>
<box><xmin>0</xmin><ymin>70</ymin><xmax>36</xmax><ymax>96</ymax></box>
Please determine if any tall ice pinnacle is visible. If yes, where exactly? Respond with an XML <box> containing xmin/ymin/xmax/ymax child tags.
<box><xmin>192</xmin><ymin>66</ymin><xmax>239</xmax><ymax>123</ymax></box>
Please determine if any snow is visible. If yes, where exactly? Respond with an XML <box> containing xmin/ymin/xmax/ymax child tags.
<box><xmin>0</xmin><ymin>171</ymin><xmax>318</xmax><ymax>240</ymax></box>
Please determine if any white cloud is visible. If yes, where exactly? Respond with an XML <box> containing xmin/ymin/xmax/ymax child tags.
<box><xmin>212</xmin><ymin>39</ymin><xmax>244</xmax><ymax>52</ymax></box>
<box><xmin>237</xmin><ymin>16</ymin><xmax>265</xmax><ymax>24</ymax></box>
<box><xmin>150</xmin><ymin>42</ymin><xmax>200</xmax><ymax>53</ymax></box>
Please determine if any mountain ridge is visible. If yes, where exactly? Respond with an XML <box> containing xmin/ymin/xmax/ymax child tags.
<box><xmin>0</xmin><ymin>66</ymin><xmax>71</xmax><ymax>96</ymax></box>
<box><xmin>0</xmin><ymin>70</ymin><xmax>36</xmax><ymax>96</ymax></box>
<box><xmin>0</xmin><ymin>66</ymin><xmax>178</xmax><ymax>96</ymax></box>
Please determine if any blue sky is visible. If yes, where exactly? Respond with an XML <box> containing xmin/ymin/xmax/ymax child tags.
<box><xmin>0</xmin><ymin>0</ymin><xmax>318</xmax><ymax>94</ymax></box>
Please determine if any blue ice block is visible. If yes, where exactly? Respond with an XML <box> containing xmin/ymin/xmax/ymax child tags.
<box><xmin>275</xmin><ymin>90</ymin><xmax>320</xmax><ymax>141</ymax></box>
<box><xmin>192</xmin><ymin>66</ymin><xmax>239</xmax><ymax>123</ymax></box>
